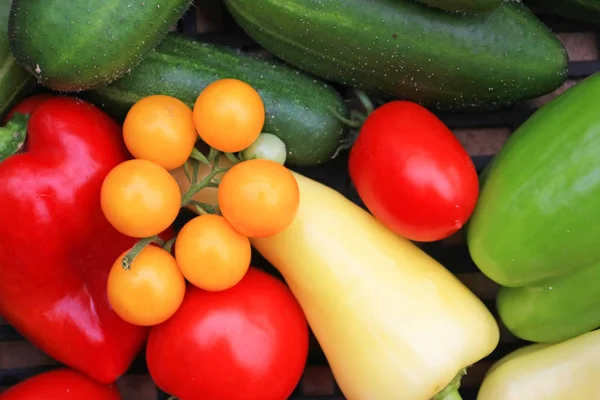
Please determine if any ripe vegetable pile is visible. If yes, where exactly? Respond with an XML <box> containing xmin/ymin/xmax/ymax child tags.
<box><xmin>1</xmin><ymin>0</ymin><xmax>600</xmax><ymax>399</ymax></box>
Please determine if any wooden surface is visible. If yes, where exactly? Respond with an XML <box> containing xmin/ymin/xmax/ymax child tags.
<box><xmin>1</xmin><ymin>1</ymin><xmax>599</xmax><ymax>399</ymax></box>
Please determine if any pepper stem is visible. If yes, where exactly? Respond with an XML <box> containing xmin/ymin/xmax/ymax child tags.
<box><xmin>431</xmin><ymin>368</ymin><xmax>467</xmax><ymax>400</ymax></box>
<box><xmin>434</xmin><ymin>389</ymin><xmax>463</xmax><ymax>400</ymax></box>
<box><xmin>0</xmin><ymin>113</ymin><xmax>29</xmax><ymax>162</ymax></box>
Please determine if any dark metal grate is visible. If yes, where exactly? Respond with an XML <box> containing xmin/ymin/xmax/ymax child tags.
<box><xmin>2</xmin><ymin>2</ymin><xmax>599</xmax><ymax>399</ymax></box>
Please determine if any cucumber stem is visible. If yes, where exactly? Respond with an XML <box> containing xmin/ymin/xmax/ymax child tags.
<box><xmin>0</xmin><ymin>113</ymin><xmax>29</xmax><ymax>162</ymax></box>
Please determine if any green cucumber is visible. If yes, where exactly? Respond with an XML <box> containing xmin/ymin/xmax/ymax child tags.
<box><xmin>528</xmin><ymin>0</ymin><xmax>600</xmax><ymax>23</ymax></box>
<box><xmin>83</xmin><ymin>34</ymin><xmax>348</xmax><ymax>167</ymax></box>
<box><xmin>8</xmin><ymin>0</ymin><xmax>192</xmax><ymax>92</ymax></box>
<box><xmin>467</xmin><ymin>73</ymin><xmax>600</xmax><ymax>288</ymax></box>
<box><xmin>0</xmin><ymin>0</ymin><xmax>35</xmax><ymax>118</ymax></box>
<box><xmin>417</xmin><ymin>0</ymin><xmax>503</xmax><ymax>14</ymax></box>
<box><xmin>223</xmin><ymin>0</ymin><xmax>568</xmax><ymax>111</ymax></box>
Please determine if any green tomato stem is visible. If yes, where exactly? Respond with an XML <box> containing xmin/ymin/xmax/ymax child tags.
<box><xmin>121</xmin><ymin>235</ymin><xmax>159</xmax><ymax>270</ymax></box>
<box><xmin>190</xmin><ymin>147</ymin><xmax>210</xmax><ymax>165</ymax></box>
<box><xmin>354</xmin><ymin>89</ymin><xmax>375</xmax><ymax>115</ymax></box>
<box><xmin>224</xmin><ymin>152</ymin><xmax>241</xmax><ymax>164</ymax></box>
<box><xmin>208</xmin><ymin>147</ymin><xmax>220</xmax><ymax>163</ymax></box>
<box><xmin>328</xmin><ymin>106</ymin><xmax>362</xmax><ymax>128</ymax></box>
<box><xmin>180</xmin><ymin>164</ymin><xmax>228</xmax><ymax>207</ymax></box>
<box><xmin>183</xmin><ymin>159</ymin><xmax>193</xmax><ymax>183</ymax></box>
<box><xmin>162</xmin><ymin>237</ymin><xmax>177</xmax><ymax>254</ymax></box>
<box><xmin>191</xmin><ymin>200</ymin><xmax>219</xmax><ymax>215</ymax></box>
<box><xmin>183</xmin><ymin>158</ymin><xmax>203</xmax><ymax>185</ymax></box>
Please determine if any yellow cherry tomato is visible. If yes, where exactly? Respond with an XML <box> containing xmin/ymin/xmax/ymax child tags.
<box><xmin>218</xmin><ymin>159</ymin><xmax>300</xmax><ymax>238</ymax></box>
<box><xmin>175</xmin><ymin>214</ymin><xmax>251</xmax><ymax>292</ymax></box>
<box><xmin>193</xmin><ymin>78</ymin><xmax>265</xmax><ymax>153</ymax></box>
<box><xmin>101</xmin><ymin>159</ymin><xmax>181</xmax><ymax>238</ymax></box>
<box><xmin>107</xmin><ymin>245</ymin><xmax>186</xmax><ymax>326</ymax></box>
<box><xmin>123</xmin><ymin>95</ymin><xmax>198</xmax><ymax>171</ymax></box>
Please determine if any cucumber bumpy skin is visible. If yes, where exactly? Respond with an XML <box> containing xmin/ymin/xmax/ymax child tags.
<box><xmin>8</xmin><ymin>0</ymin><xmax>192</xmax><ymax>92</ymax></box>
<box><xmin>224</xmin><ymin>0</ymin><xmax>568</xmax><ymax>111</ymax></box>
<box><xmin>417</xmin><ymin>0</ymin><xmax>503</xmax><ymax>14</ymax></box>
<box><xmin>84</xmin><ymin>34</ymin><xmax>349</xmax><ymax>167</ymax></box>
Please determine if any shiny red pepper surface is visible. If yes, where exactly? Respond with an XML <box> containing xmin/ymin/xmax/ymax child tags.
<box><xmin>0</xmin><ymin>96</ymin><xmax>149</xmax><ymax>383</ymax></box>
<box><xmin>0</xmin><ymin>368</ymin><xmax>122</xmax><ymax>400</ymax></box>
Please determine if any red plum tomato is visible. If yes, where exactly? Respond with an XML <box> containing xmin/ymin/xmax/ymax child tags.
<box><xmin>348</xmin><ymin>100</ymin><xmax>479</xmax><ymax>242</ymax></box>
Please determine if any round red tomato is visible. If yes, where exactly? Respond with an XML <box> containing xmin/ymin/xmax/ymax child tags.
<box><xmin>348</xmin><ymin>100</ymin><xmax>479</xmax><ymax>242</ymax></box>
<box><xmin>146</xmin><ymin>267</ymin><xmax>309</xmax><ymax>400</ymax></box>
<box><xmin>0</xmin><ymin>368</ymin><xmax>121</xmax><ymax>400</ymax></box>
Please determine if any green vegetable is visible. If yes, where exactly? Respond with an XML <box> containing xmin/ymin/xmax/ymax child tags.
<box><xmin>223</xmin><ymin>0</ymin><xmax>568</xmax><ymax>111</ymax></box>
<box><xmin>467</xmin><ymin>73</ymin><xmax>600</xmax><ymax>342</ymax></box>
<box><xmin>0</xmin><ymin>0</ymin><xmax>35</xmax><ymax>117</ymax></box>
<box><xmin>417</xmin><ymin>0</ymin><xmax>502</xmax><ymax>14</ymax></box>
<box><xmin>242</xmin><ymin>133</ymin><xmax>287</xmax><ymax>165</ymax></box>
<box><xmin>528</xmin><ymin>0</ymin><xmax>600</xmax><ymax>23</ymax></box>
<box><xmin>497</xmin><ymin>260</ymin><xmax>600</xmax><ymax>343</ymax></box>
<box><xmin>468</xmin><ymin>72</ymin><xmax>600</xmax><ymax>287</ymax></box>
<box><xmin>8</xmin><ymin>0</ymin><xmax>192</xmax><ymax>91</ymax></box>
<box><xmin>84</xmin><ymin>34</ymin><xmax>348</xmax><ymax>167</ymax></box>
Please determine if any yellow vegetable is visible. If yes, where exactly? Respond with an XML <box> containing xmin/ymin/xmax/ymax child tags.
<box><xmin>478</xmin><ymin>329</ymin><xmax>600</xmax><ymax>400</ymax></box>
<box><xmin>250</xmin><ymin>172</ymin><xmax>499</xmax><ymax>400</ymax></box>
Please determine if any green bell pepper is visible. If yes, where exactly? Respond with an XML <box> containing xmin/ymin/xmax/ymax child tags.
<box><xmin>497</xmin><ymin>260</ymin><xmax>600</xmax><ymax>343</ymax></box>
<box><xmin>467</xmin><ymin>72</ymin><xmax>600</xmax><ymax>342</ymax></box>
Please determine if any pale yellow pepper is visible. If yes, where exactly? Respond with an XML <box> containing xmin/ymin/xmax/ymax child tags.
<box><xmin>478</xmin><ymin>329</ymin><xmax>600</xmax><ymax>400</ymax></box>
<box><xmin>250</xmin><ymin>172</ymin><xmax>500</xmax><ymax>400</ymax></box>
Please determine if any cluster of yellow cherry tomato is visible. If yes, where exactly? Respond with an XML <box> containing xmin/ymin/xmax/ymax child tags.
<box><xmin>98</xmin><ymin>78</ymin><xmax>301</xmax><ymax>327</ymax></box>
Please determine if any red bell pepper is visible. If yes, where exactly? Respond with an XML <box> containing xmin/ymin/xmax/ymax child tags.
<box><xmin>0</xmin><ymin>368</ymin><xmax>121</xmax><ymax>400</ymax></box>
<box><xmin>0</xmin><ymin>95</ymin><xmax>150</xmax><ymax>383</ymax></box>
